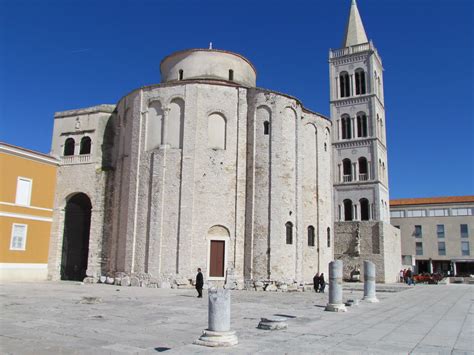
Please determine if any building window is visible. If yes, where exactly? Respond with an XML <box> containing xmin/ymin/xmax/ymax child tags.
<box><xmin>356</xmin><ymin>113</ymin><xmax>368</xmax><ymax>137</ymax></box>
<box><xmin>451</xmin><ymin>208</ymin><xmax>473</xmax><ymax>216</ymax></box>
<box><xmin>342</xmin><ymin>158</ymin><xmax>352</xmax><ymax>182</ymax></box>
<box><xmin>339</xmin><ymin>71</ymin><xmax>350</xmax><ymax>98</ymax></box>
<box><xmin>407</xmin><ymin>209</ymin><xmax>426</xmax><ymax>218</ymax></box>
<box><xmin>286</xmin><ymin>222</ymin><xmax>293</xmax><ymax>245</ymax></box>
<box><xmin>438</xmin><ymin>241</ymin><xmax>446</xmax><ymax>256</ymax></box>
<box><xmin>343</xmin><ymin>199</ymin><xmax>353</xmax><ymax>221</ymax></box>
<box><xmin>414</xmin><ymin>225</ymin><xmax>422</xmax><ymax>238</ymax></box>
<box><xmin>80</xmin><ymin>136</ymin><xmax>91</xmax><ymax>155</ymax></box>
<box><xmin>394</xmin><ymin>225</ymin><xmax>400</xmax><ymax>229</ymax></box>
<box><xmin>307</xmin><ymin>226</ymin><xmax>315</xmax><ymax>247</ymax></box>
<box><xmin>64</xmin><ymin>138</ymin><xmax>75</xmax><ymax>156</ymax></box>
<box><xmin>416</xmin><ymin>242</ymin><xmax>423</xmax><ymax>256</ymax></box>
<box><xmin>10</xmin><ymin>224</ymin><xmax>27</xmax><ymax>250</ymax></box>
<box><xmin>437</xmin><ymin>224</ymin><xmax>445</xmax><ymax>238</ymax></box>
<box><xmin>15</xmin><ymin>177</ymin><xmax>32</xmax><ymax>206</ymax></box>
<box><xmin>360</xmin><ymin>198</ymin><xmax>370</xmax><ymax>221</ymax></box>
<box><xmin>208</xmin><ymin>113</ymin><xmax>227</xmax><ymax>150</ymax></box>
<box><xmin>178</xmin><ymin>69</ymin><xmax>183</xmax><ymax>81</ymax></box>
<box><xmin>428</xmin><ymin>208</ymin><xmax>449</xmax><ymax>217</ymax></box>
<box><xmin>390</xmin><ymin>210</ymin><xmax>405</xmax><ymax>218</ymax></box>
<box><xmin>461</xmin><ymin>241</ymin><xmax>470</xmax><ymax>256</ymax></box>
<box><xmin>358</xmin><ymin>157</ymin><xmax>368</xmax><ymax>181</ymax></box>
<box><xmin>341</xmin><ymin>115</ymin><xmax>352</xmax><ymax>139</ymax></box>
<box><xmin>327</xmin><ymin>227</ymin><xmax>331</xmax><ymax>248</ymax></box>
<box><xmin>461</xmin><ymin>224</ymin><xmax>469</xmax><ymax>238</ymax></box>
<box><xmin>355</xmin><ymin>68</ymin><xmax>366</xmax><ymax>95</ymax></box>
<box><xmin>228</xmin><ymin>69</ymin><xmax>234</xmax><ymax>81</ymax></box>
<box><xmin>263</xmin><ymin>121</ymin><xmax>270</xmax><ymax>135</ymax></box>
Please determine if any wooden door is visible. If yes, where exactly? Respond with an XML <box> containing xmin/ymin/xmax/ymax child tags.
<box><xmin>209</xmin><ymin>240</ymin><xmax>225</xmax><ymax>277</ymax></box>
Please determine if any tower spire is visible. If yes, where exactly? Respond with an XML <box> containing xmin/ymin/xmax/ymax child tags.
<box><xmin>342</xmin><ymin>0</ymin><xmax>368</xmax><ymax>48</ymax></box>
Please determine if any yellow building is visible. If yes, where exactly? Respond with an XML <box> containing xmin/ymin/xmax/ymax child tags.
<box><xmin>0</xmin><ymin>142</ymin><xmax>58</xmax><ymax>281</ymax></box>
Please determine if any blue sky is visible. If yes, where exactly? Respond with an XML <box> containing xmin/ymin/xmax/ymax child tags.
<box><xmin>0</xmin><ymin>0</ymin><xmax>473</xmax><ymax>199</ymax></box>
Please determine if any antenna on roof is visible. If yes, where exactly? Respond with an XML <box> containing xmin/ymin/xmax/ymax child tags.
<box><xmin>209</xmin><ymin>42</ymin><xmax>213</xmax><ymax>49</ymax></box>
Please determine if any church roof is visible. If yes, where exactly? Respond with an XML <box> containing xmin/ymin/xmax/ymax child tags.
<box><xmin>342</xmin><ymin>0</ymin><xmax>369</xmax><ymax>48</ymax></box>
<box><xmin>390</xmin><ymin>196</ymin><xmax>474</xmax><ymax>207</ymax></box>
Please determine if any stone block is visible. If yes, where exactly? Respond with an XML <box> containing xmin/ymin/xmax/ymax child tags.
<box><xmin>106</xmin><ymin>277</ymin><xmax>115</xmax><ymax>285</ymax></box>
<box><xmin>265</xmin><ymin>284</ymin><xmax>277</xmax><ymax>292</ymax></box>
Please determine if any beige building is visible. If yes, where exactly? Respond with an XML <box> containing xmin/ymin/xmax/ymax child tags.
<box><xmin>390</xmin><ymin>196</ymin><xmax>474</xmax><ymax>276</ymax></box>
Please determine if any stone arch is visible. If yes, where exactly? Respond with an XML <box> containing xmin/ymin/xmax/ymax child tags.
<box><xmin>79</xmin><ymin>136</ymin><xmax>91</xmax><ymax>155</ymax></box>
<box><xmin>146</xmin><ymin>100</ymin><xmax>163</xmax><ymax>150</ymax></box>
<box><xmin>355</xmin><ymin>68</ymin><xmax>366</xmax><ymax>95</ymax></box>
<box><xmin>343</xmin><ymin>199</ymin><xmax>353</xmax><ymax>221</ymax></box>
<box><xmin>339</xmin><ymin>71</ymin><xmax>350</xmax><ymax>97</ymax></box>
<box><xmin>360</xmin><ymin>198</ymin><xmax>370</xmax><ymax>221</ymax></box>
<box><xmin>208</xmin><ymin>112</ymin><xmax>227</xmax><ymax>150</ymax></box>
<box><xmin>356</xmin><ymin>111</ymin><xmax>368</xmax><ymax>137</ymax></box>
<box><xmin>61</xmin><ymin>192</ymin><xmax>92</xmax><ymax>281</ymax></box>
<box><xmin>64</xmin><ymin>138</ymin><xmax>75</xmax><ymax>156</ymax></box>
<box><xmin>168</xmin><ymin>98</ymin><xmax>185</xmax><ymax>149</ymax></box>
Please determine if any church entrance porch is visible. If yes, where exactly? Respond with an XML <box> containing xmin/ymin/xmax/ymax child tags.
<box><xmin>60</xmin><ymin>193</ymin><xmax>92</xmax><ymax>281</ymax></box>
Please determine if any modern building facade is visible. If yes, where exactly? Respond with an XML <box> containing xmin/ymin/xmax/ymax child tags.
<box><xmin>390</xmin><ymin>196</ymin><xmax>474</xmax><ymax>276</ymax></box>
<box><xmin>0</xmin><ymin>142</ymin><xmax>58</xmax><ymax>281</ymax></box>
<box><xmin>330</xmin><ymin>0</ymin><xmax>400</xmax><ymax>282</ymax></box>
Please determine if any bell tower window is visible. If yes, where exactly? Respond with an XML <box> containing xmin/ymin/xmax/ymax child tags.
<box><xmin>355</xmin><ymin>69</ymin><xmax>366</xmax><ymax>95</ymax></box>
<box><xmin>339</xmin><ymin>71</ymin><xmax>350</xmax><ymax>98</ymax></box>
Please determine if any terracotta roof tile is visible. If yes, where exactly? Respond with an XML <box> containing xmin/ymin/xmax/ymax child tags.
<box><xmin>390</xmin><ymin>196</ymin><xmax>474</xmax><ymax>207</ymax></box>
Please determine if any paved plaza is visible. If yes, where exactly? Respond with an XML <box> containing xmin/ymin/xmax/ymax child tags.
<box><xmin>0</xmin><ymin>282</ymin><xmax>472</xmax><ymax>354</ymax></box>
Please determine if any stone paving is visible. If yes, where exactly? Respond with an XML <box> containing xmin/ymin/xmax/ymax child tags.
<box><xmin>0</xmin><ymin>282</ymin><xmax>472</xmax><ymax>354</ymax></box>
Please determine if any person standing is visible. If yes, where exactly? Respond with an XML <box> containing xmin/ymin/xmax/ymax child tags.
<box><xmin>319</xmin><ymin>273</ymin><xmax>326</xmax><ymax>293</ymax></box>
<box><xmin>405</xmin><ymin>268</ymin><xmax>414</xmax><ymax>286</ymax></box>
<box><xmin>313</xmin><ymin>273</ymin><xmax>321</xmax><ymax>293</ymax></box>
<box><xmin>196</xmin><ymin>268</ymin><xmax>204</xmax><ymax>298</ymax></box>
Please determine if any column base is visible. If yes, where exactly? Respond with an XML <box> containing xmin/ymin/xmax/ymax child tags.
<box><xmin>362</xmin><ymin>296</ymin><xmax>379</xmax><ymax>303</ymax></box>
<box><xmin>325</xmin><ymin>303</ymin><xmax>347</xmax><ymax>312</ymax></box>
<box><xmin>258</xmin><ymin>317</ymin><xmax>288</xmax><ymax>330</ymax></box>
<box><xmin>194</xmin><ymin>329</ymin><xmax>238</xmax><ymax>347</ymax></box>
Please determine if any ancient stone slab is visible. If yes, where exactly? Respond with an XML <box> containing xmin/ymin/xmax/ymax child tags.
<box><xmin>258</xmin><ymin>317</ymin><xmax>288</xmax><ymax>330</ymax></box>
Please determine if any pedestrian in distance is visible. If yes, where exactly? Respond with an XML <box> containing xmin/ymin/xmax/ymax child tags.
<box><xmin>405</xmin><ymin>268</ymin><xmax>414</xmax><ymax>286</ymax></box>
<box><xmin>399</xmin><ymin>269</ymin><xmax>404</xmax><ymax>283</ymax></box>
<box><xmin>196</xmin><ymin>268</ymin><xmax>204</xmax><ymax>298</ymax></box>
<box><xmin>319</xmin><ymin>273</ymin><xmax>326</xmax><ymax>293</ymax></box>
<box><xmin>313</xmin><ymin>273</ymin><xmax>321</xmax><ymax>293</ymax></box>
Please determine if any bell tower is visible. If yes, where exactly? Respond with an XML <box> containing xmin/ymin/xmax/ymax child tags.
<box><xmin>329</xmin><ymin>0</ymin><xmax>389</xmax><ymax>223</ymax></box>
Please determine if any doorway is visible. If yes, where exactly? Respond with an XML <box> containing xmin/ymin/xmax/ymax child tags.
<box><xmin>61</xmin><ymin>193</ymin><xmax>92</xmax><ymax>281</ymax></box>
<box><xmin>209</xmin><ymin>240</ymin><xmax>225</xmax><ymax>278</ymax></box>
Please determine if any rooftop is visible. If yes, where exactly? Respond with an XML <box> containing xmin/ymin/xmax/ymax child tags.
<box><xmin>390</xmin><ymin>196</ymin><xmax>474</xmax><ymax>207</ymax></box>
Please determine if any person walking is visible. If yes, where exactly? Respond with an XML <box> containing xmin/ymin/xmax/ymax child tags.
<box><xmin>405</xmin><ymin>268</ymin><xmax>414</xmax><ymax>286</ymax></box>
<box><xmin>313</xmin><ymin>273</ymin><xmax>321</xmax><ymax>293</ymax></box>
<box><xmin>196</xmin><ymin>268</ymin><xmax>204</xmax><ymax>298</ymax></box>
<box><xmin>319</xmin><ymin>273</ymin><xmax>326</xmax><ymax>293</ymax></box>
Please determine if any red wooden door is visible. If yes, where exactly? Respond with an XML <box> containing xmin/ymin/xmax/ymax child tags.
<box><xmin>209</xmin><ymin>240</ymin><xmax>225</xmax><ymax>277</ymax></box>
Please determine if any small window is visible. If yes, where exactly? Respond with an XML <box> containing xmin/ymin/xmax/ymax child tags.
<box><xmin>438</xmin><ymin>241</ymin><xmax>446</xmax><ymax>256</ymax></box>
<box><xmin>414</xmin><ymin>225</ymin><xmax>422</xmax><ymax>238</ymax></box>
<box><xmin>407</xmin><ymin>209</ymin><xmax>426</xmax><ymax>218</ymax></box>
<box><xmin>324</xmin><ymin>143</ymin><xmax>327</xmax><ymax>152</ymax></box>
<box><xmin>64</xmin><ymin>138</ymin><xmax>75</xmax><ymax>156</ymax></box>
<box><xmin>391</xmin><ymin>210</ymin><xmax>405</xmax><ymax>218</ymax></box>
<box><xmin>229</xmin><ymin>69</ymin><xmax>234</xmax><ymax>81</ymax></box>
<box><xmin>179</xmin><ymin>69</ymin><xmax>183</xmax><ymax>81</ymax></box>
<box><xmin>286</xmin><ymin>222</ymin><xmax>293</xmax><ymax>245</ymax></box>
<box><xmin>460</xmin><ymin>224</ymin><xmax>469</xmax><ymax>238</ymax></box>
<box><xmin>394</xmin><ymin>225</ymin><xmax>400</xmax><ymax>229</ymax></box>
<box><xmin>416</xmin><ymin>242</ymin><xmax>423</xmax><ymax>256</ymax></box>
<box><xmin>437</xmin><ymin>224</ymin><xmax>445</xmax><ymax>239</ymax></box>
<box><xmin>80</xmin><ymin>136</ymin><xmax>91</xmax><ymax>155</ymax></box>
<box><xmin>327</xmin><ymin>227</ymin><xmax>331</xmax><ymax>248</ymax></box>
<box><xmin>10</xmin><ymin>224</ymin><xmax>27</xmax><ymax>250</ymax></box>
<box><xmin>264</xmin><ymin>121</ymin><xmax>270</xmax><ymax>135</ymax></box>
<box><xmin>308</xmin><ymin>226</ymin><xmax>315</xmax><ymax>247</ymax></box>
<box><xmin>428</xmin><ymin>208</ymin><xmax>449</xmax><ymax>217</ymax></box>
<box><xmin>452</xmin><ymin>208</ymin><xmax>473</xmax><ymax>216</ymax></box>
<box><xmin>461</xmin><ymin>241</ymin><xmax>470</xmax><ymax>256</ymax></box>
<box><xmin>15</xmin><ymin>177</ymin><xmax>32</xmax><ymax>206</ymax></box>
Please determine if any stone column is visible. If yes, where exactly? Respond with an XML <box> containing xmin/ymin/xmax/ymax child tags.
<box><xmin>160</xmin><ymin>107</ymin><xmax>171</xmax><ymax>148</ymax></box>
<box><xmin>195</xmin><ymin>288</ymin><xmax>238</xmax><ymax>347</ymax></box>
<box><xmin>325</xmin><ymin>260</ymin><xmax>347</xmax><ymax>312</ymax></box>
<box><xmin>363</xmin><ymin>260</ymin><xmax>379</xmax><ymax>303</ymax></box>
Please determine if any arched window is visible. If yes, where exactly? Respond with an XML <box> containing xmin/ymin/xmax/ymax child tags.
<box><xmin>228</xmin><ymin>69</ymin><xmax>234</xmax><ymax>81</ymax></box>
<box><xmin>178</xmin><ymin>69</ymin><xmax>183</xmax><ymax>81</ymax></box>
<box><xmin>344</xmin><ymin>199</ymin><xmax>353</xmax><ymax>221</ymax></box>
<box><xmin>79</xmin><ymin>136</ymin><xmax>91</xmax><ymax>155</ymax></box>
<box><xmin>308</xmin><ymin>226</ymin><xmax>315</xmax><ymax>247</ymax></box>
<box><xmin>358</xmin><ymin>157</ymin><xmax>368</xmax><ymax>180</ymax></box>
<box><xmin>64</xmin><ymin>138</ymin><xmax>75</xmax><ymax>156</ymax></box>
<box><xmin>341</xmin><ymin>115</ymin><xmax>352</xmax><ymax>139</ymax></box>
<box><xmin>343</xmin><ymin>158</ymin><xmax>352</xmax><ymax>182</ymax></box>
<box><xmin>324</xmin><ymin>143</ymin><xmax>327</xmax><ymax>152</ymax></box>
<box><xmin>360</xmin><ymin>198</ymin><xmax>370</xmax><ymax>221</ymax></box>
<box><xmin>327</xmin><ymin>227</ymin><xmax>331</xmax><ymax>248</ymax></box>
<box><xmin>286</xmin><ymin>222</ymin><xmax>293</xmax><ymax>245</ymax></box>
<box><xmin>208</xmin><ymin>113</ymin><xmax>226</xmax><ymax>149</ymax></box>
<box><xmin>263</xmin><ymin>121</ymin><xmax>270</xmax><ymax>135</ymax></box>
<box><xmin>355</xmin><ymin>68</ymin><xmax>366</xmax><ymax>95</ymax></box>
<box><xmin>357</xmin><ymin>112</ymin><xmax>368</xmax><ymax>137</ymax></box>
<box><xmin>339</xmin><ymin>71</ymin><xmax>350</xmax><ymax>98</ymax></box>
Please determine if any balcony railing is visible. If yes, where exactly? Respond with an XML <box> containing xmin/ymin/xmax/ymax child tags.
<box><xmin>343</xmin><ymin>175</ymin><xmax>352</xmax><ymax>182</ymax></box>
<box><xmin>359</xmin><ymin>173</ymin><xmax>368</xmax><ymax>181</ymax></box>
<box><xmin>61</xmin><ymin>154</ymin><xmax>92</xmax><ymax>165</ymax></box>
<box><xmin>330</xmin><ymin>42</ymin><xmax>373</xmax><ymax>59</ymax></box>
